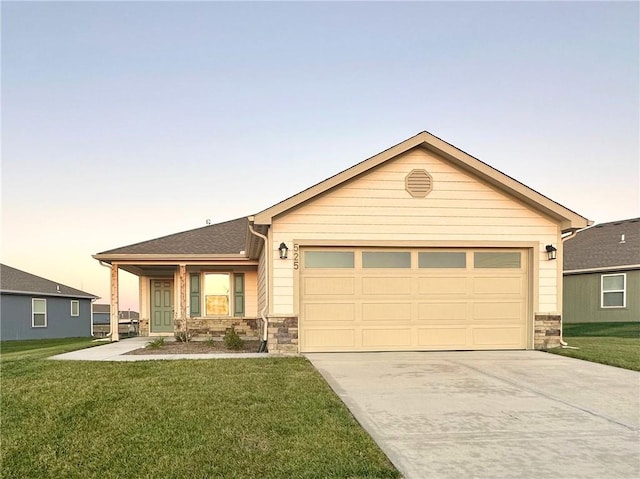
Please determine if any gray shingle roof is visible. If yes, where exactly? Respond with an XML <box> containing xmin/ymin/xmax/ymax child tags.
<box><xmin>0</xmin><ymin>264</ymin><xmax>98</xmax><ymax>299</ymax></box>
<box><xmin>564</xmin><ymin>218</ymin><xmax>640</xmax><ymax>271</ymax></box>
<box><xmin>97</xmin><ymin>217</ymin><xmax>249</xmax><ymax>256</ymax></box>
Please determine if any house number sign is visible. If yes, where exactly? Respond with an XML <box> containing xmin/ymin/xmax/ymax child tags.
<box><xmin>293</xmin><ymin>244</ymin><xmax>299</xmax><ymax>270</ymax></box>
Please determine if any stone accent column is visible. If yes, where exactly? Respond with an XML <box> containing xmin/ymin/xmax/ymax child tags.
<box><xmin>110</xmin><ymin>264</ymin><xmax>119</xmax><ymax>342</ymax></box>
<box><xmin>178</xmin><ymin>264</ymin><xmax>187</xmax><ymax>337</ymax></box>
<box><xmin>534</xmin><ymin>314</ymin><xmax>561</xmax><ymax>349</ymax></box>
<box><xmin>267</xmin><ymin>316</ymin><xmax>299</xmax><ymax>354</ymax></box>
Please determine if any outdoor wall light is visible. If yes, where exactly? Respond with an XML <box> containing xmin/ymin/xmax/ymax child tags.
<box><xmin>545</xmin><ymin>244</ymin><xmax>557</xmax><ymax>261</ymax></box>
<box><xmin>279</xmin><ymin>242</ymin><xmax>289</xmax><ymax>259</ymax></box>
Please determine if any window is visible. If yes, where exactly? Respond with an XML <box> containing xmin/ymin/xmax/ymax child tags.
<box><xmin>204</xmin><ymin>273</ymin><xmax>230</xmax><ymax>316</ymax></box>
<box><xmin>32</xmin><ymin>298</ymin><xmax>47</xmax><ymax>327</ymax></box>
<box><xmin>362</xmin><ymin>251</ymin><xmax>411</xmax><ymax>268</ymax></box>
<box><xmin>70</xmin><ymin>300</ymin><xmax>79</xmax><ymax>316</ymax></box>
<box><xmin>305</xmin><ymin>251</ymin><xmax>354</xmax><ymax>268</ymax></box>
<box><xmin>601</xmin><ymin>273</ymin><xmax>626</xmax><ymax>308</ymax></box>
<box><xmin>474</xmin><ymin>252</ymin><xmax>521</xmax><ymax>268</ymax></box>
<box><xmin>419</xmin><ymin>252</ymin><xmax>466</xmax><ymax>268</ymax></box>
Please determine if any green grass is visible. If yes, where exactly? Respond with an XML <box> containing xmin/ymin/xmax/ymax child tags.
<box><xmin>0</xmin><ymin>337</ymin><xmax>102</xmax><ymax>361</ymax></box>
<box><xmin>1</xmin><ymin>339</ymin><xmax>399</xmax><ymax>479</ymax></box>
<box><xmin>547</xmin><ymin>322</ymin><xmax>640</xmax><ymax>371</ymax></box>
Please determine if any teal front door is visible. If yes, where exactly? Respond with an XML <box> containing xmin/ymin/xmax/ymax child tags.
<box><xmin>151</xmin><ymin>279</ymin><xmax>174</xmax><ymax>333</ymax></box>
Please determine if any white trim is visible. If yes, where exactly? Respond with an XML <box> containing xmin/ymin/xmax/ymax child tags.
<box><xmin>32</xmin><ymin>298</ymin><xmax>47</xmax><ymax>328</ymax></box>
<box><xmin>564</xmin><ymin>264</ymin><xmax>640</xmax><ymax>275</ymax></box>
<box><xmin>601</xmin><ymin>273</ymin><xmax>626</xmax><ymax>308</ymax></box>
<box><xmin>70</xmin><ymin>300</ymin><xmax>80</xmax><ymax>316</ymax></box>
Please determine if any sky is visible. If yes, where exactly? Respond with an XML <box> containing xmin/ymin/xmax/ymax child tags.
<box><xmin>2</xmin><ymin>1</ymin><xmax>638</xmax><ymax>311</ymax></box>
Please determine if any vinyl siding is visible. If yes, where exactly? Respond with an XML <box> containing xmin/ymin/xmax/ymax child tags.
<box><xmin>257</xmin><ymin>251</ymin><xmax>267</xmax><ymax>315</ymax></box>
<box><xmin>244</xmin><ymin>270</ymin><xmax>258</xmax><ymax>317</ymax></box>
<box><xmin>563</xmin><ymin>270</ymin><xmax>640</xmax><ymax>323</ymax></box>
<box><xmin>271</xmin><ymin>147</ymin><xmax>560</xmax><ymax>315</ymax></box>
<box><xmin>0</xmin><ymin>294</ymin><xmax>92</xmax><ymax>340</ymax></box>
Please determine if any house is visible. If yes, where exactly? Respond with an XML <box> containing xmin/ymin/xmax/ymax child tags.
<box><xmin>0</xmin><ymin>264</ymin><xmax>98</xmax><ymax>340</ymax></box>
<box><xmin>93</xmin><ymin>131</ymin><xmax>589</xmax><ymax>352</ymax></box>
<box><xmin>563</xmin><ymin>218</ymin><xmax>639</xmax><ymax>323</ymax></box>
<box><xmin>92</xmin><ymin>304</ymin><xmax>140</xmax><ymax>337</ymax></box>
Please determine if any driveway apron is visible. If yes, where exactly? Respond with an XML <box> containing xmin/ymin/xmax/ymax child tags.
<box><xmin>307</xmin><ymin>351</ymin><xmax>640</xmax><ymax>479</ymax></box>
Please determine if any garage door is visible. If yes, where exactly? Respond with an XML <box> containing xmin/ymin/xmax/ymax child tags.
<box><xmin>299</xmin><ymin>248</ymin><xmax>529</xmax><ymax>352</ymax></box>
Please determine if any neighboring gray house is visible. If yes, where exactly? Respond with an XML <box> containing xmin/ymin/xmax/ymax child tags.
<box><xmin>92</xmin><ymin>304</ymin><xmax>140</xmax><ymax>337</ymax></box>
<box><xmin>563</xmin><ymin>218</ymin><xmax>640</xmax><ymax>323</ymax></box>
<box><xmin>0</xmin><ymin>264</ymin><xmax>98</xmax><ymax>340</ymax></box>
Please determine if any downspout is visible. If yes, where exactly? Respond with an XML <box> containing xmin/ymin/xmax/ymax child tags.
<box><xmin>248</xmin><ymin>221</ymin><xmax>269</xmax><ymax>353</ymax></box>
<box><xmin>97</xmin><ymin>261</ymin><xmax>113</xmax><ymax>339</ymax></box>
<box><xmin>559</xmin><ymin>231</ymin><xmax>579</xmax><ymax>349</ymax></box>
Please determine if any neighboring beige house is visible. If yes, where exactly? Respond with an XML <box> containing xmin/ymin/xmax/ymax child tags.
<box><xmin>94</xmin><ymin>131</ymin><xmax>589</xmax><ymax>353</ymax></box>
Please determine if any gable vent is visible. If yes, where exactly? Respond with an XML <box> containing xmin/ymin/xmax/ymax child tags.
<box><xmin>405</xmin><ymin>169</ymin><xmax>433</xmax><ymax>198</ymax></box>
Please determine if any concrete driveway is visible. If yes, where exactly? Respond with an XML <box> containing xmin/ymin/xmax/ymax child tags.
<box><xmin>307</xmin><ymin>351</ymin><xmax>640</xmax><ymax>479</ymax></box>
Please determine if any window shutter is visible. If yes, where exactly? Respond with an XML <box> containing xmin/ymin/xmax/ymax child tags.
<box><xmin>234</xmin><ymin>274</ymin><xmax>245</xmax><ymax>317</ymax></box>
<box><xmin>190</xmin><ymin>273</ymin><xmax>200</xmax><ymax>317</ymax></box>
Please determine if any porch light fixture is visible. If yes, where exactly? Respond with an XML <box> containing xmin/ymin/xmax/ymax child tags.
<box><xmin>545</xmin><ymin>244</ymin><xmax>557</xmax><ymax>261</ymax></box>
<box><xmin>279</xmin><ymin>242</ymin><xmax>289</xmax><ymax>259</ymax></box>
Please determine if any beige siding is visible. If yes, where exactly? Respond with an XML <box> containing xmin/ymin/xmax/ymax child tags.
<box><xmin>257</xmin><ymin>249</ymin><xmax>267</xmax><ymax>314</ymax></box>
<box><xmin>271</xmin><ymin>147</ymin><xmax>560</xmax><ymax>316</ymax></box>
<box><xmin>244</xmin><ymin>270</ymin><xmax>258</xmax><ymax>317</ymax></box>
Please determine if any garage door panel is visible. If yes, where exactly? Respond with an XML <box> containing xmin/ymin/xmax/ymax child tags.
<box><xmin>418</xmin><ymin>302</ymin><xmax>467</xmax><ymax>321</ymax></box>
<box><xmin>473</xmin><ymin>301</ymin><xmax>522</xmax><ymax>320</ymax></box>
<box><xmin>362</xmin><ymin>277</ymin><xmax>412</xmax><ymax>295</ymax></box>
<box><xmin>418</xmin><ymin>277</ymin><xmax>467</xmax><ymax>295</ymax></box>
<box><xmin>473</xmin><ymin>276</ymin><xmax>523</xmax><ymax>295</ymax></box>
<box><xmin>362</xmin><ymin>328</ymin><xmax>411</xmax><ymax>347</ymax></box>
<box><xmin>303</xmin><ymin>277</ymin><xmax>355</xmax><ymax>295</ymax></box>
<box><xmin>305</xmin><ymin>329</ymin><xmax>355</xmax><ymax>349</ymax></box>
<box><xmin>418</xmin><ymin>327</ymin><xmax>467</xmax><ymax>347</ymax></box>
<box><xmin>304</xmin><ymin>303</ymin><xmax>355</xmax><ymax>321</ymax></box>
<box><xmin>300</xmin><ymin>248</ymin><xmax>528</xmax><ymax>352</ymax></box>
<box><xmin>472</xmin><ymin>327</ymin><xmax>523</xmax><ymax>347</ymax></box>
<box><xmin>362</xmin><ymin>302</ymin><xmax>412</xmax><ymax>321</ymax></box>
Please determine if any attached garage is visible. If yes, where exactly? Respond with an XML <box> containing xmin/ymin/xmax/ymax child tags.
<box><xmin>299</xmin><ymin>248</ymin><xmax>529</xmax><ymax>352</ymax></box>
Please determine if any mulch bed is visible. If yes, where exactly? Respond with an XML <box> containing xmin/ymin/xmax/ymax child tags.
<box><xmin>125</xmin><ymin>340</ymin><xmax>262</xmax><ymax>355</ymax></box>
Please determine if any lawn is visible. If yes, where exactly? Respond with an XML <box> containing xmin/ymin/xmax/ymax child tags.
<box><xmin>547</xmin><ymin>322</ymin><xmax>640</xmax><ymax>371</ymax></box>
<box><xmin>1</xmin><ymin>339</ymin><xmax>399</xmax><ymax>479</ymax></box>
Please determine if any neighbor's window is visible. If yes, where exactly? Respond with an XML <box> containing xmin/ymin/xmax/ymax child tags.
<box><xmin>204</xmin><ymin>273</ymin><xmax>230</xmax><ymax>316</ymax></box>
<box><xmin>419</xmin><ymin>252</ymin><xmax>466</xmax><ymax>268</ymax></box>
<box><xmin>601</xmin><ymin>273</ymin><xmax>626</xmax><ymax>308</ymax></box>
<box><xmin>32</xmin><ymin>298</ymin><xmax>47</xmax><ymax>327</ymax></box>
<box><xmin>362</xmin><ymin>251</ymin><xmax>411</xmax><ymax>268</ymax></box>
<box><xmin>70</xmin><ymin>300</ymin><xmax>80</xmax><ymax>316</ymax></box>
<box><xmin>305</xmin><ymin>251</ymin><xmax>354</xmax><ymax>268</ymax></box>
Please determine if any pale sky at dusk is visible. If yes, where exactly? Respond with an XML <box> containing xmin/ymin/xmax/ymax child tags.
<box><xmin>2</xmin><ymin>1</ymin><xmax>638</xmax><ymax>311</ymax></box>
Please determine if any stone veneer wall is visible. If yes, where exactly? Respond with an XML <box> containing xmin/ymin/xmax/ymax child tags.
<box><xmin>175</xmin><ymin>317</ymin><xmax>260</xmax><ymax>339</ymax></box>
<box><xmin>267</xmin><ymin>316</ymin><xmax>298</xmax><ymax>354</ymax></box>
<box><xmin>534</xmin><ymin>314</ymin><xmax>561</xmax><ymax>349</ymax></box>
<box><xmin>139</xmin><ymin>317</ymin><xmax>150</xmax><ymax>336</ymax></box>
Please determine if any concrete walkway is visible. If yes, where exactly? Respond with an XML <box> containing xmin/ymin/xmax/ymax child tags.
<box><xmin>50</xmin><ymin>337</ymin><xmax>270</xmax><ymax>361</ymax></box>
<box><xmin>307</xmin><ymin>351</ymin><xmax>640</xmax><ymax>479</ymax></box>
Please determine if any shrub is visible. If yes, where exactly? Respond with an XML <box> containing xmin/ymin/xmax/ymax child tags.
<box><xmin>175</xmin><ymin>331</ymin><xmax>191</xmax><ymax>343</ymax></box>
<box><xmin>223</xmin><ymin>327</ymin><xmax>244</xmax><ymax>351</ymax></box>
<box><xmin>146</xmin><ymin>337</ymin><xmax>166</xmax><ymax>349</ymax></box>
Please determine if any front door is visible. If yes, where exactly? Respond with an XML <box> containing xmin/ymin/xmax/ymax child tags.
<box><xmin>151</xmin><ymin>279</ymin><xmax>174</xmax><ymax>333</ymax></box>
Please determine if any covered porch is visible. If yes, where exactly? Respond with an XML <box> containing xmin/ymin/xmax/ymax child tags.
<box><xmin>102</xmin><ymin>260</ymin><xmax>262</xmax><ymax>341</ymax></box>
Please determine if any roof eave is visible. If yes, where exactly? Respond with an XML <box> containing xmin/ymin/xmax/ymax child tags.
<box><xmin>0</xmin><ymin>289</ymin><xmax>99</xmax><ymax>300</ymax></box>
<box><xmin>93</xmin><ymin>253</ymin><xmax>252</xmax><ymax>262</ymax></box>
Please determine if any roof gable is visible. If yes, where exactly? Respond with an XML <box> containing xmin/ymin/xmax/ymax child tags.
<box><xmin>95</xmin><ymin>217</ymin><xmax>249</xmax><ymax>258</ymax></box>
<box><xmin>0</xmin><ymin>264</ymin><xmax>98</xmax><ymax>299</ymax></box>
<box><xmin>253</xmin><ymin>131</ymin><xmax>589</xmax><ymax>232</ymax></box>
<box><xmin>564</xmin><ymin>218</ymin><xmax>640</xmax><ymax>272</ymax></box>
